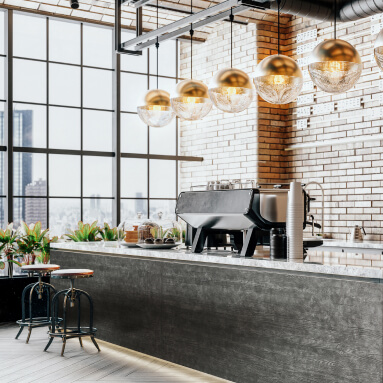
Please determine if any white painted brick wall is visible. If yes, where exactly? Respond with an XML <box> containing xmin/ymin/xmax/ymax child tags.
<box><xmin>179</xmin><ymin>22</ymin><xmax>259</xmax><ymax>192</ymax></box>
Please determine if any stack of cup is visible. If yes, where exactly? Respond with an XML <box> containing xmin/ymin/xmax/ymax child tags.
<box><xmin>286</xmin><ymin>182</ymin><xmax>304</xmax><ymax>260</ymax></box>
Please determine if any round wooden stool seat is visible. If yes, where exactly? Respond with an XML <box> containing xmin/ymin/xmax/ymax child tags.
<box><xmin>51</xmin><ymin>269</ymin><xmax>94</xmax><ymax>279</ymax></box>
<box><xmin>21</xmin><ymin>264</ymin><xmax>61</xmax><ymax>273</ymax></box>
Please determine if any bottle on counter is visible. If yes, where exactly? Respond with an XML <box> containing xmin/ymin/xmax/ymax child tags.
<box><xmin>270</xmin><ymin>228</ymin><xmax>287</xmax><ymax>260</ymax></box>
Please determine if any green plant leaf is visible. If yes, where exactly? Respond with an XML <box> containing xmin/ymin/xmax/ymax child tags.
<box><xmin>75</xmin><ymin>229</ymin><xmax>85</xmax><ymax>242</ymax></box>
<box><xmin>22</xmin><ymin>221</ymin><xmax>29</xmax><ymax>235</ymax></box>
<box><xmin>34</xmin><ymin>221</ymin><xmax>42</xmax><ymax>237</ymax></box>
<box><xmin>9</xmin><ymin>259</ymin><xmax>22</xmax><ymax>267</ymax></box>
<box><xmin>65</xmin><ymin>234</ymin><xmax>79</xmax><ymax>242</ymax></box>
<box><xmin>38</xmin><ymin>228</ymin><xmax>49</xmax><ymax>242</ymax></box>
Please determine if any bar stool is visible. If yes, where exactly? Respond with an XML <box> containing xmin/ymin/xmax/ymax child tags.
<box><xmin>44</xmin><ymin>269</ymin><xmax>100</xmax><ymax>356</ymax></box>
<box><xmin>15</xmin><ymin>264</ymin><xmax>61</xmax><ymax>343</ymax></box>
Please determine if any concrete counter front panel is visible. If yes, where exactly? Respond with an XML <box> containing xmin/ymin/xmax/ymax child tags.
<box><xmin>51</xmin><ymin>248</ymin><xmax>383</xmax><ymax>383</ymax></box>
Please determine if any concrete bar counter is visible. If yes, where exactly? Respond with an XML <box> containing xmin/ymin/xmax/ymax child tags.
<box><xmin>51</xmin><ymin>243</ymin><xmax>383</xmax><ymax>383</ymax></box>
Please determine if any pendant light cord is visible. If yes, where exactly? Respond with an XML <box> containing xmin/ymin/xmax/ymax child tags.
<box><xmin>334</xmin><ymin>0</ymin><xmax>337</xmax><ymax>39</ymax></box>
<box><xmin>190</xmin><ymin>0</ymin><xmax>193</xmax><ymax>79</ymax></box>
<box><xmin>155</xmin><ymin>0</ymin><xmax>159</xmax><ymax>88</ymax></box>
<box><xmin>277</xmin><ymin>0</ymin><xmax>280</xmax><ymax>55</ymax></box>
<box><xmin>230</xmin><ymin>8</ymin><xmax>234</xmax><ymax>68</ymax></box>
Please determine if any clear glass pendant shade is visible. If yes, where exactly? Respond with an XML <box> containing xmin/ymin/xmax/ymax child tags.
<box><xmin>137</xmin><ymin>89</ymin><xmax>175</xmax><ymax>128</ymax></box>
<box><xmin>308</xmin><ymin>39</ymin><xmax>362</xmax><ymax>94</ymax></box>
<box><xmin>209</xmin><ymin>68</ymin><xmax>254</xmax><ymax>113</ymax></box>
<box><xmin>253</xmin><ymin>55</ymin><xmax>303</xmax><ymax>104</ymax></box>
<box><xmin>170</xmin><ymin>79</ymin><xmax>212</xmax><ymax>121</ymax></box>
<box><xmin>374</xmin><ymin>29</ymin><xmax>383</xmax><ymax>71</ymax></box>
<box><xmin>137</xmin><ymin>105</ymin><xmax>174</xmax><ymax>128</ymax></box>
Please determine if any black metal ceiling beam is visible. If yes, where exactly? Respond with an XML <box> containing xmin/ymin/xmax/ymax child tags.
<box><xmin>116</xmin><ymin>0</ymin><xmax>269</xmax><ymax>53</ymax></box>
<box><xmin>135</xmin><ymin>5</ymin><xmax>250</xmax><ymax>51</ymax></box>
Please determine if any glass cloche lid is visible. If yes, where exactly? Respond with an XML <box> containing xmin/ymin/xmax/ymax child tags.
<box><xmin>154</xmin><ymin>212</ymin><xmax>183</xmax><ymax>244</ymax></box>
<box><xmin>118</xmin><ymin>212</ymin><xmax>144</xmax><ymax>245</ymax></box>
<box><xmin>137</xmin><ymin>220</ymin><xmax>161</xmax><ymax>244</ymax></box>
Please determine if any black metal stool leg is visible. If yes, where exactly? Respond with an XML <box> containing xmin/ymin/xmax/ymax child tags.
<box><xmin>15</xmin><ymin>326</ymin><xmax>24</xmax><ymax>340</ymax></box>
<box><xmin>85</xmin><ymin>292</ymin><xmax>100</xmax><ymax>352</ymax></box>
<box><xmin>25</xmin><ymin>282</ymin><xmax>40</xmax><ymax>343</ymax></box>
<box><xmin>44</xmin><ymin>336</ymin><xmax>54</xmax><ymax>352</ymax></box>
<box><xmin>44</xmin><ymin>289</ymin><xmax>66</xmax><ymax>352</ymax></box>
<box><xmin>91</xmin><ymin>336</ymin><xmax>100</xmax><ymax>352</ymax></box>
<box><xmin>15</xmin><ymin>282</ymin><xmax>34</xmax><ymax>340</ymax></box>
<box><xmin>79</xmin><ymin>337</ymin><xmax>83</xmax><ymax>347</ymax></box>
<box><xmin>60</xmin><ymin>292</ymin><xmax>70</xmax><ymax>357</ymax></box>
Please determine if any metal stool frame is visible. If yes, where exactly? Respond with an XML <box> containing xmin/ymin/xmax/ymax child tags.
<box><xmin>44</xmin><ymin>277</ymin><xmax>100</xmax><ymax>356</ymax></box>
<box><xmin>15</xmin><ymin>272</ymin><xmax>62</xmax><ymax>343</ymax></box>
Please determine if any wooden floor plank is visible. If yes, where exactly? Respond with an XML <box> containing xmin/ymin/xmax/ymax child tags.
<box><xmin>0</xmin><ymin>324</ymin><xmax>230</xmax><ymax>383</ymax></box>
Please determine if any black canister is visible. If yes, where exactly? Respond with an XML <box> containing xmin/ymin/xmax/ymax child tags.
<box><xmin>270</xmin><ymin>228</ymin><xmax>287</xmax><ymax>260</ymax></box>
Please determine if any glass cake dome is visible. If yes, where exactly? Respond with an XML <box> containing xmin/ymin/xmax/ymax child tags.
<box><xmin>154</xmin><ymin>212</ymin><xmax>183</xmax><ymax>245</ymax></box>
<box><xmin>137</xmin><ymin>220</ymin><xmax>161</xmax><ymax>244</ymax></box>
<box><xmin>118</xmin><ymin>212</ymin><xmax>144</xmax><ymax>247</ymax></box>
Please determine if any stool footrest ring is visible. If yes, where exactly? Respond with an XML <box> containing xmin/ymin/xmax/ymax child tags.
<box><xmin>49</xmin><ymin>326</ymin><xmax>97</xmax><ymax>338</ymax></box>
<box><xmin>16</xmin><ymin>317</ymin><xmax>63</xmax><ymax>328</ymax></box>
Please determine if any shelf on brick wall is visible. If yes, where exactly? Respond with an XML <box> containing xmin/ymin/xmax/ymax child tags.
<box><xmin>285</xmin><ymin>134</ymin><xmax>383</xmax><ymax>151</ymax></box>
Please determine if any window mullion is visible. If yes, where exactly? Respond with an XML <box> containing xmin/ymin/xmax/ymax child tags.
<box><xmin>6</xmin><ymin>10</ymin><xmax>13</xmax><ymax>224</ymax></box>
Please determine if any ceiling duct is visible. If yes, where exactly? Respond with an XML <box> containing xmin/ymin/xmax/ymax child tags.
<box><xmin>270</xmin><ymin>0</ymin><xmax>383</xmax><ymax>22</ymax></box>
<box><xmin>270</xmin><ymin>0</ymin><xmax>333</xmax><ymax>22</ymax></box>
<box><xmin>339</xmin><ymin>0</ymin><xmax>383</xmax><ymax>21</ymax></box>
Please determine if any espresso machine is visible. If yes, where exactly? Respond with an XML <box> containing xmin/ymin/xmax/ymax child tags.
<box><xmin>176</xmin><ymin>182</ymin><xmax>322</xmax><ymax>257</ymax></box>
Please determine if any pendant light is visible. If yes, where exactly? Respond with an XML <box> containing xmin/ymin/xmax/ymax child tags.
<box><xmin>308</xmin><ymin>0</ymin><xmax>362</xmax><ymax>94</ymax></box>
<box><xmin>208</xmin><ymin>9</ymin><xmax>254</xmax><ymax>113</ymax></box>
<box><xmin>170</xmin><ymin>0</ymin><xmax>212</xmax><ymax>121</ymax></box>
<box><xmin>374</xmin><ymin>28</ymin><xmax>383</xmax><ymax>71</ymax></box>
<box><xmin>253</xmin><ymin>0</ymin><xmax>303</xmax><ymax>104</ymax></box>
<box><xmin>137</xmin><ymin>0</ymin><xmax>175</xmax><ymax>128</ymax></box>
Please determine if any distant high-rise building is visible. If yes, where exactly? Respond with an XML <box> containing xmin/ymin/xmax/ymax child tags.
<box><xmin>135</xmin><ymin>192</ymin><xmax>145</xmax><ymax>217</ymax></box>
<box><xmin>0</xmin><ymin>109</ymin><xmax>34</xmax><ymax>225</ymax></box>
<box><xmin>25</xmin><ymin>179</ymin><xmax>47</xmax><ymax>228</ymax></box>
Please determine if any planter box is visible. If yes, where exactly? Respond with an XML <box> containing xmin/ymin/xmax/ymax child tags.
<box><xmin>0</xmin><ymin>276</ymin><xmax>49</xmax><ymax>323</ymax></box>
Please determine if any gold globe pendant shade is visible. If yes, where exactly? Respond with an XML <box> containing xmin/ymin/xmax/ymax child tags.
<box><xmin>170</xmin><ymin>79</ymin><xmax>212</xmax><ymax>121</ymax></box>
<box><xmin>374</xmin><ymin>29</ymin><xmax>383</xmax><ymax>71</ymax></box>
<box><xmin>137</xmin><ymin>89</ymin><xmax>175</xmax><ymax>128</ymax></box>
<box><xmin>253</xmin><ymin>54</ymin><xmax>303</xmax><ymax>104</ymax></box>
<box><xmin>208</xmin><ymin>68</ymin><xmax>255</xmax><ymax>113</ymax></box>
<box><xmin>308</xmin><ymin>39</ymin><xmax>362</xmax><ymax>94</ymax></box>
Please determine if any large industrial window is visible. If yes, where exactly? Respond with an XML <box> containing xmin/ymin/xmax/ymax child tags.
<box><xmin>0</xmin><ymin>10</ymin><xmax>5</xmax><ymax>229</ymax></box>
<box><xmin>0</xmin><ymin>9</ymin><xmax>198</xmax><ymax>236</ymax></box>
